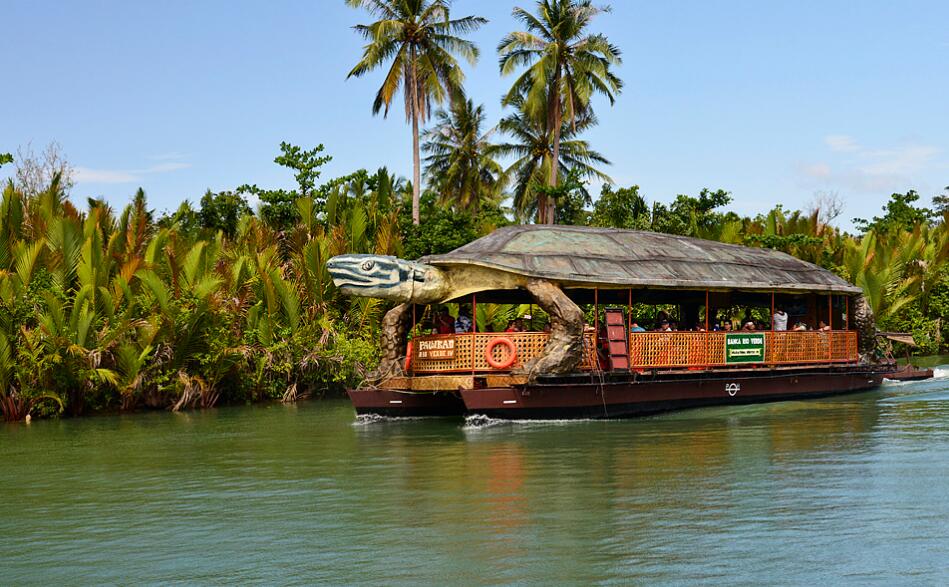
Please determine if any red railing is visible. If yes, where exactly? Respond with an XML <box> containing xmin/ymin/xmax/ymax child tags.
<box><xmin>629</xmin><ymin>330</ymin><xmax>857</xmax><ymax>369</ymax></box>
<box><xmin>408</xmin><ymin>330</ymin><xmax>858</xmax><ymax>374</ymax></box>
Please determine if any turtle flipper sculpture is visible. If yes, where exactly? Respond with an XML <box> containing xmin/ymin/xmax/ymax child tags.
<box><xmin>326</xmin><ymin>253</ymin><xmax>583</xmax><ymax>381</ymax></box>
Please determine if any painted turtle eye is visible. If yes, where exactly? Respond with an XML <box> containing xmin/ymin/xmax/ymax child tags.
<box><xmin>361</xmin><ymin>259</ymin><xmax>375</xmax><ymax>271</ymax></box>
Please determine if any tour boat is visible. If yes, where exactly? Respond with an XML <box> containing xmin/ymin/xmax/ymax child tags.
<box><xmin>329</xmin><ymin>226</ymin><xmax>892</xmax><ymax>419</ymax></box>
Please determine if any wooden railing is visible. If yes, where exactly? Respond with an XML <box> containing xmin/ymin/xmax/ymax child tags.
<box><xmin>408</xmin><ymin>330</ymin><xmax>858</xmax><ymax>374</ymax></box>
<box><xmin>411</xmin><ymin>331</ymin><xmax>596</xmax><ymax>374</ymax></box>
<box><xmin>629</xmin><ymin>330</ymin><xmax>858</xmax><ymax>369</ymax></box>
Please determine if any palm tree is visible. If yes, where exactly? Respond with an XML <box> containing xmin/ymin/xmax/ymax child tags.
<box><xmin>494</xmin><ymin>94</ymin><xmax>611</xmax><ymax>221</ymax></box>
<box><xmin>346</xmin><ymin>0</ymin><xmax>486</xmax><ymax>225</ymax></box>
<box><xmin>498</xmin><ymin>0</ymin><xmax>622</xmax><ymax>223</ymax></box>
<box><xmin>422</xmin><ymin>97</ymin><xmax>506</xmax><ymax>213</ymax></box>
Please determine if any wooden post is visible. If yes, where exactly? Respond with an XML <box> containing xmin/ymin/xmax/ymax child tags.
<box><xmin>827</xmin><ymin>293</ymin><xmax>833</xmax><ymax>361</ymax></box>
<box><xmin>845</xmin><ymin>296</ymin><xmax>850</xmax><ymax>330</ymax></box>
<box><xmin>771</xmin><ymin>292</ymin><xmax>775</xmax><ymax>332</ymax></box>
<box><xmin>471</xmin><ymin>294</ymin><xmax>477</xmax><ymax>376</ymax></box>
<box><xmin>628</xmin><ymin>288</ymin><xmax>632</xmax><ymax>326</ymax></box>
<box><xmin>628</xmin><ymin>288</ymin><xmax>634</xmax><ymax>370</ymax></box>
<box><xmin>705</xmin><ymin>289</ymin><xmax>710</xmax><ymax>370</ymax></box>
<box><xmin>594</xmin><ymin>287</ymin><xmax>599</xmax><ymax>360</ymax></box>
<box><xmin>411</xmin><ymin>304</ymin><xmax>417</xmax><ymax>378</ymax></box>
<box><xmin>827</xmin><ymin>294</ymin><xmax>832</xmax><ymax>329</ymax></box>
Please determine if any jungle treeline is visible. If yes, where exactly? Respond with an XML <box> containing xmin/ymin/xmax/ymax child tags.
<box><xmin>1</xmin><ymin>142</ymin><xmax>946</xmax><ymax>421</ymax></box>
<box><xmin>2</xmin><ymin>0</ymin><xmax>946</xmax><ymax>419</ymax></box>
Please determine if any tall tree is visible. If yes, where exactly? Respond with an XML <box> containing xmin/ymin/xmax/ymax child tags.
<box><xmin>422</xmin><ymin>97</ymin><xmax>505</xmax><ymax>213</ymax></box>
<box><xmin>498</xmin><ymin>0</ymin><xmax>622</xmax><ymax>223</ymax></box>
<box><xmin>346</xmin><ymin>0</ymin><xmax>486</xmax><ymax>225</ymax></box>
<box><xmin>494</xmin><ymin>94</ymin><xmax>610</xmax><ymax>221</ymax></box>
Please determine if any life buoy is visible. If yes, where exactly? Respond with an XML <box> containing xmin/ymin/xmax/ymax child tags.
<box><xmin>485</xmin><ymin>337</ymin><xmax>517</xmax><ymax>369</ymax></box>
<box><xmin>404</xmin><ymin>341</ymin><xmax>413</xmax><ymax>372</ymax></box>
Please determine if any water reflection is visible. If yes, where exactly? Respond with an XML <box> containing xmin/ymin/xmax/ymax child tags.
<box><xmin>4</xmin><ymin>371</ymin><xmax>949</xmax><ymax>584</ymax></box>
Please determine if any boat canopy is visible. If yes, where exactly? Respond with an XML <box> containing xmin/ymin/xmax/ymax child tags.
<box><xmin>422</xmin><ymin>225</ymin><xmax>861</xmax><ymax>295</ymax></box>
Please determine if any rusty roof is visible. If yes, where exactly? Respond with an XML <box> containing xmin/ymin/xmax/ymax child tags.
<box><xmin>421</xmin><ymin>225</ymin><xmax>862</xmax><ymax>294</ymax></box>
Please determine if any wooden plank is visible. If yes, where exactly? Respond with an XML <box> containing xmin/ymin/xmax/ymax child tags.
<box><xmin>410</xmin><ymin>375</ymin><xmax>474</xmax><ymax>391</ymax></box>
<box><xmin>484</xmin><ymin>374</ymin><xmax>528</xmax><ymax>388</ymax></box>
<box><xmin>379</xmin><ymin>377</ymin><xmax>412</xmax><ymax>390</ymax></box>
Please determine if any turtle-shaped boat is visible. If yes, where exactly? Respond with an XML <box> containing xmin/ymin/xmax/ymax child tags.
<box><xmin>327</xmin><ymin>225</ymin><xmax>890</xmax><ymax>418</ymax></box>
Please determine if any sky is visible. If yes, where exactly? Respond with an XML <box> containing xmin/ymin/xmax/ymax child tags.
<box><xmin>3</xmin><ymin>0</ymin><xmax>948</xmax><ymax>229</ymax></box>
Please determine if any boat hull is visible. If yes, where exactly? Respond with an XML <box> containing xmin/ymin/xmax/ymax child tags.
<box><xmin>460</xmin><ymin>367</ymin><xmax>887</xmax><ymax>420</ymax></box>
<box><xmin>885</xmin><ymin>364</ymin><xmax>934</xmax><ymax>382</ymax></box>
<box><xmin>346</xmin><ymin>388</ymin><xmax>466</xmax><ymax>417</ymax></box>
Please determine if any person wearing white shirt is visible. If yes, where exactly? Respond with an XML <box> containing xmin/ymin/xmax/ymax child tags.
<box><xmin>772</xmin><ymin>307</ymin><xmax>788</xmax><ymax>331</ymax></box>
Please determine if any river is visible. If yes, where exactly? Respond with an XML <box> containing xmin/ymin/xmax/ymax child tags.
<box><xmin>4</xmin><ymin>365</ymin><xmax>949</xmax><ymax>585</ymax></box>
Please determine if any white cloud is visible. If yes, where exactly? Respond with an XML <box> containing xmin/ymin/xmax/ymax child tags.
<box><xmin>859</xmin><ymin>145</ymin><xmax>939</xmax><ymax>175</ymax></box>
<box><xmin>75</xmin><ymin>160</ymin><xmax>192</xmax><ymax>184</ymax></box>
<box><xmin>796</xmin><ymin>136</ymin><xmax>942</xmax><ymax>195</ymax></box>
<box><xmin>824</xmin><ymin>134</ymin><xmax>860</xmax><ymax>153</ymax></box>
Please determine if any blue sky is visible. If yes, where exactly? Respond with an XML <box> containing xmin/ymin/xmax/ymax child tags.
<box><xmin>3</xmin><ymin>1</ymin><xmax>948</xmax><ymax>229</ymax></box>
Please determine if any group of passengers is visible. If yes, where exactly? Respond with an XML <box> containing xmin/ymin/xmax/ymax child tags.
<box><xmin>628</xmin><ymin>307</ymin><xmax>832</xmax><ymax>333</ymax></box>
<box><xmin>429</xmin><ymin>307</ymin><xmax>545</xmax><ymax>335</ymax></box>
<box><xmin>432</xmin><ymin>307</ymin><xmax>472</xmax><ymax>334</ymax></box>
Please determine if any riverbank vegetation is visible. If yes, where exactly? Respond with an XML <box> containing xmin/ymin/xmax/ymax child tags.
<box><xmin>3</xmin><ymin>0</ymin><xmax>946</xmax><ymax>420</ymax></box>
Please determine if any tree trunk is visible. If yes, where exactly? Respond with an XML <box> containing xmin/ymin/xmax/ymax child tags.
<box><xmin>546</xmin><ymin>72</ymin><xmax>562</xmax><ymax>225</ymax></box>
<box><xmin>516</xmin><ymin>279</ymin><xmax>584</xmax><ymax>382</ymax></box>
<box><xmin>366</xmin><ymin>303</ymin><xmax>413</xmax><ymax>383</ymax></box>
<box><xmin>410</xmin><ymin>56</ymin><xmax>421</xmax><ymax>226</ymax></box>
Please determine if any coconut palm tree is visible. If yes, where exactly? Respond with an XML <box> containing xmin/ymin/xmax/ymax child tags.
<box><xmin>346</xmin><ymin>0</ymin><xmax>486</xmax><ymax>225</ymax></box>
<box><xmin>422</xmin><ymin>97</ymin><xmax>506</xmax><ymax>214</ymax></box>
<box><xmin>493</xmin><ymin>94</ymin><xmax>611</xmax><ymax>221</ymax></box>
<box><xmin>498</xmin><ymin>0</ymin><xmax>622</xmax><ymax>223</ymax></box>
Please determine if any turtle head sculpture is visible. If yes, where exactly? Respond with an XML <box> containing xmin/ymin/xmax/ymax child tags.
<box><xmin>326</xmin><ymin>254</ymin><xmax>450</xmax><ymax>304</ymax></box>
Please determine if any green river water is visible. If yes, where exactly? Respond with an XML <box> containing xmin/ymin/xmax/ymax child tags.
<box><xmin>4</xmin><ymin>364</ymin><xmax>949</xmax><ymax>585</ymax></box>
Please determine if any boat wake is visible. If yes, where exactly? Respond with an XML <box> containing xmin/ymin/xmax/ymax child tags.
<box><xmin>352</xmin><ymin>413</ymin><xmax>433</xmax><ymax>426</ymax></box>
<box><xmin>462</xmin><ymin>413</ymin><xmax>605</xmax><ymax>430</ymax></box>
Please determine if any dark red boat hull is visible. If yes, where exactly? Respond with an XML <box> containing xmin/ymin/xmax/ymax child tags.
<box><xmin>460</xmin><ymin>367</ymin><xmax>887</xmax><ymax>419</ymax></box>
<box><xmin>347</xmin><ymin>388</ymin><xmax>466</xmax><ymax>417</ymax></box>
<box><xmin>885</xmin><ymin>364</ymin><xmax>934</xmax><ymax>382</ymax></box>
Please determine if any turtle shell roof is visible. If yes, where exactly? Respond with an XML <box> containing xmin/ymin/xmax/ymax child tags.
<box><xmin>421</xmin><ymin>225</ymin><xmax>861</xmax><ymax>294</ymax></box>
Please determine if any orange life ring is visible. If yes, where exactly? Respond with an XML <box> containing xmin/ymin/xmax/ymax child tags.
<box><xmin>404</xmin><ymin>341</ymin><xmax>413</xmax><ymax>372</ymax></box>
<box><xmin>485</xmin><ymin>337</ymin><xmax>517</xmax><ymax>369</ymax></box>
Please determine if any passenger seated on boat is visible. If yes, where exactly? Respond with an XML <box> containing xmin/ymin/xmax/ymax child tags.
<box><xmin>792</xmin><ymin>322</ymin><xmax>808</xmax><ymax>331</ymax></box>
<box><xmin>773</xmin><ymin>307</ymin><xmax>788</xmax><ymax>331</ymax></box>
<box><xmin>504</xmin><ymin>318</ymin><xmax>525</xmax><ymax>332</ymax></box>
<box><xmin>742</xmin><ymin>321</ymin><xmax>756</xmax><ymax>331</ymax></box>
<box><xmin>629</xmin><ymin>321</ymin><xmax>646</xmax><ymax>332</ymax></box>
<box><xmin>454</xmin><ymin>308</ymin><xmax>473</xmax><ymax>333</ymax></box>
<box><xmin>722</xmin><ymin>321</ymin><xmax>733</xmax><ymax>331</ymax></box>
<box><xmin>434</xmin><ymin>308</ymin><xmax>454</xmax><ymax>335</ymax></box>
<box><xmin>656</xmin><ymin>320</ymin><xmax>673</xmax><ymax>332</ymax></box>
<box><xmin>818</xmin><ymin>320</ymin><xmax>831</xmax><ymax>331</ymax></box>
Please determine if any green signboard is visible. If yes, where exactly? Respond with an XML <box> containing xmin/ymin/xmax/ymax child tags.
<box><xmin>725</xmin><ymin>333</ymin><xmax>766</xmax><ymax>364</ymax></box>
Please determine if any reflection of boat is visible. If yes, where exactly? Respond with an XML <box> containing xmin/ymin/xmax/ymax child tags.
<box><xmin>885</xmin><ymin>363</ymin><xmax>934</xmax><ymax>382</ymax></box>
<box><xmin>329</xmin><ymin>226</ymin><xmax>887</xmax><ymax>419</ymax></box>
